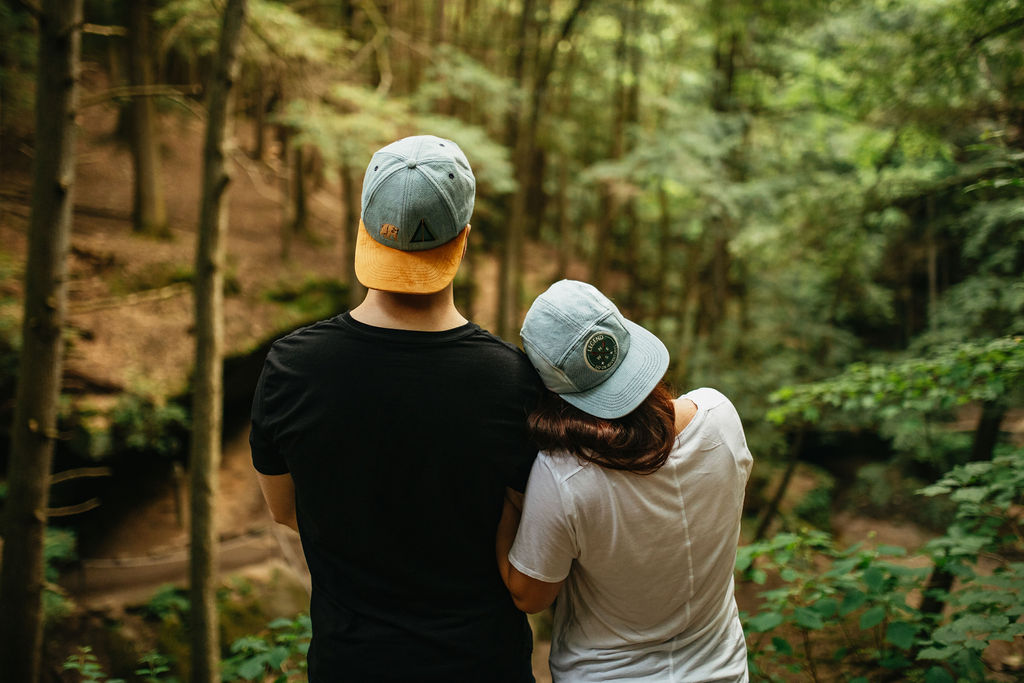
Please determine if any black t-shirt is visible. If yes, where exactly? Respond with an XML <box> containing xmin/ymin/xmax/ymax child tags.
<box><xmin>250</xmin><ymin>312</ymin><xmax>541</xmax><ymax>682</ymax></box>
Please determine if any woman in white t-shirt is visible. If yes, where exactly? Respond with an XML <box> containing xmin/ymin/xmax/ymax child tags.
<box><xmin>496</xmin><ymin>280</ymin><xmax>751</xmax><ymax>682</ymax></box>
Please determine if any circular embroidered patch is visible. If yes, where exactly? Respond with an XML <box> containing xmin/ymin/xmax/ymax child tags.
<box><xmin>584</xmin><ymin>332</ymin><xmax>618</xmax><ymax>371</ymax></box>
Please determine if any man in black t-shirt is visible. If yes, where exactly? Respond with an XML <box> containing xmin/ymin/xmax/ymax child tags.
<box><xmin>250</xmin><ymin>135</ymin><xmax>541</xmax><ymax>682</ymax></box>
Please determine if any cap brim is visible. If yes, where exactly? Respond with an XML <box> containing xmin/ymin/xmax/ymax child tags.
<box><xmin>354</xmin><ymin>220</ymin><xmax>468</xmax><ymax>294</ymax></box>
<box><xmin>560</xmin><ymin>318</ymin><xmax>670</xmax><ymax>419</ymax></box>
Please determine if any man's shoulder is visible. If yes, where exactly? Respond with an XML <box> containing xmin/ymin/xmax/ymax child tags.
<box><xmin>464</xmin><ymin>325</ymin><xmax>529</xmax><ymax>357</ymax></box>
<box><xmin>263</xmin><ymin>315</ymin><xmax>348</xmax><ymax>372</ymax></box>
<box><xmin>463</xmin><ymin>326</ymin><xmax>541</xmax><ymax>378</ymax></box>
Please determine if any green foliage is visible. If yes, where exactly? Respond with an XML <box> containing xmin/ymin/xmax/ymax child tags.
<box><xmin>64</xmin><ymin>646</ymin><xmax>177</xmax><ymax>683</ymax></box>
<box><xmin>135</xmin><ymin>651</ymin><xmax>175</xmax><ymax>683</ymax></box>
<box><xmin>919</xmin><ymin>446</ymin><xmax>1024</xmax><ymax>569</ymax></box>
<box><xmin>43</xmin><ymin>527</ymin><xmax>77</xmax><ymax>620</ymax></box>
<box><xmin>109</xmin><ymin>395</ymin><xmax>190</xmax><ymax>460</ymax></box>
<box><xmin>740</xmin><ymin>530</ymin><xmax>928</xmax><ymax>681</ymax></box>
<box><xmin>110</xmin><ymin>263</ymin><xmax>194</xmax><ymax>296</ymax></box>
<box><xmin>63</xmin><ymin>646</ymin><xmax>126</xmax><ymax>683</ymax></box>
<box><xmin>767</xmin><ymin>337</ymin><xmax>1024</xmax><ymax>427</ymax></box>
<box><xmin>142</xmin><ymin>584</ymin><xmax>190</xmax><ymax>622</ymax></box>
<box><xmin>0</xmin><ymin>2</ymin><xmax>37</xmax><ymax>139</ymax></box>
<box><xmin>220</xmin><ymin>614</ymin><xmax>311</xmax><ymax>683</ymax></box>
<box><xmin>262</xmin><ymin>276</ymin><xmax>348</xmax><ymax>319</ymax></box>
<box><xmin>793</xmin><ymin>481</ymin><xmax>835</xmax><ymax>531</ymax></box>
<box><xmin>155</xmin><ymin>0</ymin><xmax>349</xmax><ymax>65</ymax></box>
<box><xmin>847</xmin><ymin>463</ymin><xmax>955</xmax><ymax>530</ymax></box>
<box><xmin>280</xmin><ymin>89</ymin><xmax>516</xmax><ymax>197</ymax></box>
<box><xmin>741</xmin><ymin>446</ymin><xmax>1024</xmax><ymax>680</ymax></box>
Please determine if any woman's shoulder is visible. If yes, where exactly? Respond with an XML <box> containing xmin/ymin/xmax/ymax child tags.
<box><xmin>682</xmin><ymin>386</ymin><xmax>731</xmax><ymax>409</ymax></box>
<box><xmin>536</xmin><ymin>449</ymin><xmax>592</xmax><ymax>484</ymax></box>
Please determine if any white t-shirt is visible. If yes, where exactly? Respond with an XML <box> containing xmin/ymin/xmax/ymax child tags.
<box><xmin>509</xmin><ymin>388</ymin><xmax>752</xmax><ymax>682</ymax></box>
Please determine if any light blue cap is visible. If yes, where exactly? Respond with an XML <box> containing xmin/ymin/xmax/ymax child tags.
<box><xmin>520</xmin><ymin>280</ymin><xmax>670</xmax><ymax>419</ymax></box>
<box><xmin>360</xmin><ymin>135</ymin><xmax>475</xmax><ymax>252</ymax></box>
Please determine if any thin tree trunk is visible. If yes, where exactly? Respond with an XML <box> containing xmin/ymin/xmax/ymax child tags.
<box><xmin>252</xmin><ymin>68</ymin><xmax>266</xmax><ymax>160</ymax></box>
<box><xmin>920</xmin><ymin>399</ymin><xmax>1009</xmax><ymax>616</ymax></box>
<box><xmin>754</xmin><ymin>429</ymin><xmax>805</xmax><ymax>541</ymax></box>
<box><xmin>127</xmin><ymin>0</ymin><xmax>167</xmax><ymax>235</ymax></box>
<box><xmin>339</xmin><ymin>160</ymin><xmax>364</xmax><ymax>309</ymax></box>
<box><xmin>0</xmin><ymin>2</ymin><xmax>81</xmax><ymax>682</ymax></box>
<box><xmin>431</xmin><ymin>0</ymin><xmax>446</xmax><ymax>44</ymax></box>
<box><xmin>654</xmin><ymin>183</ymin><xmax>671</xmax><ymax>336</ymax></box>
<box><xmin>588</xmin><ymin>1</ymin><xmax>632</xmax><ymax>290</ymax></box>
<box><xmin>969</xmin><ymin>400</ymin><xmax>1005</xmax><ymax>462</ymax></box>
<box><xmin>278</xmin><ymin>124</ymin><xmax>292</xmax><ymax>259</ymax></box>
<box><xmin>292</xmin><ymin>145</ymin><xmax>308</xmax><ymax>235</ymax></box>
<box><xmin>498</xmin><ymin>0</ymin><xmax>593</xmax><ymax>340</ymax></box>
<box><xmin>190</xmin><ymin>1</ymin><xmax>246</xmax><ymax>682</ymax></box>
<box><xmin>555</xmin><ymin>161</ymin><xmax>570</xmax><ymax>278</ymax></box>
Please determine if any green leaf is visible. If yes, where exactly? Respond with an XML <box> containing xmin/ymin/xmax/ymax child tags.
<box><xmin>811</xmin><ymin>597</ymin><xmax>839</xmax><ymax>618</ymax></box>
<box><xmin>839</xmin><ymin>589</ymin><xmax>867</xmax><ymax>616</ymax></box>
<box><xmin>237</xmin><ymin>656</ymin><xmax>268</xmax><ymax>680</ymax></box>
<box><xmin>863</xmin><ymin>566</ymin><xmax>885</xmax><ymax>592</ymax></box>
<box><xmin>267</xmin><ymin>646</ymin><xmax>290</xmax><ymax>670</ymax></box>
<box><xmin>748</xmin><ymin>611</ymin><xmax>785</xmax><ymax>633</ymax></box>
<box><xmin>860</xmin><ymin>606</ymin><xmax>887</xmax><ymax>630</ymax></box>
<box><xmin>951</xmin><ymin>487</ymin><xmax>988</xmax><ymax>504</ymax></box>
<box><xmin>924</xmin><ymin>666</ymin><xmax>955</xmax><ymax>683</ymax></box>
<box><xmin>772</xmin><ymin>637</ymin><xmax>793</xmax><ymax>655</ymax></box>
<box><xmin>267</xmin><ymin>617</ymin><xmax>294</xmax><ymax>629</ymax></box>
<box><xmin>885</xmin><ymin>621</ymin><xmax>918</xmax><ymax>650</ymax></box>
<box><xmin>794</xmin><ymin>607</ymin><xmax>825</xmax><ymax>630</ymax></box>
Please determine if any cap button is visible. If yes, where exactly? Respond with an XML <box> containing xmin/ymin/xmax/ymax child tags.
<box><xmin>406</xmin><ymin>159</ymin><xmax>417</xmax><ymax>169</ymax></box>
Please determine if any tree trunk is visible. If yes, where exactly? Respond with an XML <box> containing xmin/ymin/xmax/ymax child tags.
<box><xmin>754</xmin><ymin>429</ymin><xmax>805</xmax><ymax>542</ymax></box>
<box><xmin>555</xmin><ymin>161</ymin><xmax>571</xmax><ymax>278</ymax></box>
<box><xmin>190</xmin><ymin>1</ymin><xmax>246</xmax><ymax>682</ymax></box>
<box><xmin>969</xmin><ymin>400</ymin><xmax>1005</xmax><ymax>462</ymax></box>
<box><xmin>497</xmin><ymin>0</ymin><xmax>593</xmax><ymax>341</ymax></box>
<box><xmin>654</xmin><ymin>182</ymin><xmax>672</xmax><ymax>336</ymax></box>
<box><xmin>339</xmin><ymin>160</ymin><xmax>364</xmax><ymax>310</ymax></box>
<box><xmin>127</xmin><ymin>0</ymin><xmax>168</xmax><ymax>235</ymax></box>
<box><xmin>920</xmin><ymin>400</ymin><xmax>1005</xmax><ymax>617</ymax></box>
<box><xmin>292</xmin><ymin>144</ymin><xmax>308</xmax><ymax>235</ymax></box>
<box><xmin>252</xmin><ymin>68</ymin><xmax>266</xmax><ymax>160</ymax></box>
<box><xmin>431</xmin><ymin>0</ymin><xmax>446</xmax><ymax>45</ymax></box>
<box><xmin>0</xmin><ymin>2</ymin><xmax>82</xmax><ymax>682</ymax></box>
<box><xmin>588</xmin><ymin>0</ymin><xmax>633</xmax><ymax>291</ymax></box>
<box><xmin>278</xmin><ymin>124</ymin><xmax>292</xmax><ymax>259</ymax></box>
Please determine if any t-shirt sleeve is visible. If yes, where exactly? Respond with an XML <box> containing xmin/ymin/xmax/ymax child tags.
<box><xmin>250</xmin><ymin>357</ymin><xmax>289</xmax><ymax>475</ymax></box>
<box><xmin>497</xmin><ymin>351</ymin><xmax>543</xmax><ymax>492</ymax></box>
<box><xmin>508</xmin><ymin>456</ymin><xmax>576</xmax><ymax>583</ymax></box>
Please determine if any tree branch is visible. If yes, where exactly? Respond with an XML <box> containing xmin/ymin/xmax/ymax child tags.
<box><xmin>80</xmin><ymin>84</ymin><xmax>203</xmax><ymax>112</ymax></box>
<box><xmin>82</xmin><ymin>23</ymin><xmax>126</xmax><ymax>36</ymax></box>
<box><xmin>49</xmin><ymin>467</ymin><xmax>112</xmax><ymax>487</ymax></box>
<box><xmin>48</xmin><ymin>499</ymin><xmax>102</xmax><ymax>517</ymax></box>
<box><xmin>969</xmin><ymin>14</ymin><xmax>1024</xmax><ymax>48</ymax></box>
<box><xmin>12</xmin><ymin>0</ymin><xmax>41</xmax><ymax>20</ymax></box>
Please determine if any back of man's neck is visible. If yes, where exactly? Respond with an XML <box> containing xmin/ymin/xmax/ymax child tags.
<box><xmin>349</xmin><ymin>287</ymin><xmax>468</xmax><ymax>331</ymax></box>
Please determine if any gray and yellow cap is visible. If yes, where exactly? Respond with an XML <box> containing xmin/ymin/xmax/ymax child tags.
<box><xmin>520</xmin><ymin>280</ymin><xmax>670</xmax><ymax>419</ymax></box>
<box><xmin>355</xmin><ymin>135</ymin><xmax>475</xmax><ymax>294</ymax></box>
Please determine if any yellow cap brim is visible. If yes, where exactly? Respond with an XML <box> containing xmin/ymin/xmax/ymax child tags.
<box><xmin>354</xmin><ymin>220</ymin><xmax>469</xmax><ymax>294</ymax></box>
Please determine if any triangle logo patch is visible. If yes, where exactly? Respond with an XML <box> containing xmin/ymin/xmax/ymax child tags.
<box><xmin>410</xmin><ymin>219</ymin><xmax>435</xmax><ymax>243</ymax></box>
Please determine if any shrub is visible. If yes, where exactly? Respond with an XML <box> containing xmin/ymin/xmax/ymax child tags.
<box><xmin>741</xmin><ymin>446</ymin><xmax>1024</xmax><ymax>682</ymax></box>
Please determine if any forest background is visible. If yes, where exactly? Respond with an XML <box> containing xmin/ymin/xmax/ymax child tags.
<box><xmin>0</xmin><ymin>0</ymin><xmax>1022</xmax><ymax>681</ymax></box>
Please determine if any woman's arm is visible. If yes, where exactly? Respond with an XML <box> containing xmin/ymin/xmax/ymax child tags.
<box><xmin>496</xmin><ymin>488</ymin><xmax>564</xmax><ymax>614</ymax></box>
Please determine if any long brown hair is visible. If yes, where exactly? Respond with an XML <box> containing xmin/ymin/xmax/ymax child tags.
<box><xmin>527</xmin><ymin>381</ymin><xmax>677</xmax><ymax>474</ymax></box>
